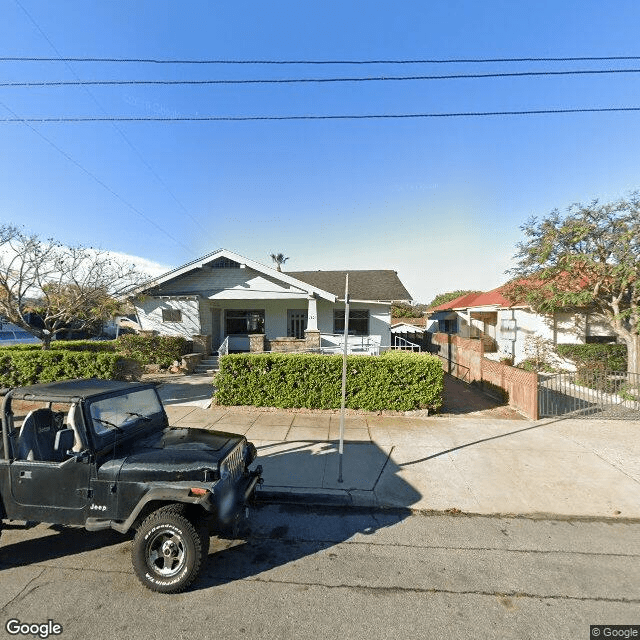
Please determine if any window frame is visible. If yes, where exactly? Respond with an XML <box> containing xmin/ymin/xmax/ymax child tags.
<box><xmin>224</xmin><ymin>309</ymin><xmax>266</xmax><ymax>335</ymax></box>
<box><xmin>161</xmin><ymin>309</ymin><xmax>182</xmax><ymax>323</ymax></box>
<box><xmin>333</xmin><ymin>309</ymin><xmax>369</xmax><ymax>336</ymax></box>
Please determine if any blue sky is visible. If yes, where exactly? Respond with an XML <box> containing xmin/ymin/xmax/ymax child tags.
<box><xmin>1</xmin><ymin>1</ymin><xmax>639</xmax><ymax>303</ymax></box>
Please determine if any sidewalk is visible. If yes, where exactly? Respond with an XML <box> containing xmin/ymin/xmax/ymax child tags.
<box><xmin>161</xmin><ymin>377</ymin><xmax>640</xmax><ymax>520</ymax></box>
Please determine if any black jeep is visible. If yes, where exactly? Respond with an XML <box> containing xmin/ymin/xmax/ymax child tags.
<box><xmin>0</xmin><ymin>378</ymin><xmax>262</xmax><ymax>593</ymax></box>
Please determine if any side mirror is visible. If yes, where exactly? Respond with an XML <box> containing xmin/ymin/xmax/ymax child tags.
<box><xmin>54</xmin><ymin>428</ymin><xmax>75</xmax><ymax>454</ymax></box>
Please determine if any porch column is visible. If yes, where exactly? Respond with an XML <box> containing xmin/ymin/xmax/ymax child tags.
<box><xmin>305</xmin><ymin>295</ymin><xmax>320</xmax><ymax>349</ymax></box>
<box><xmin>306</xmin><ymin>295</ymin><xmax>318</xmax><ymax>331</ymax></box>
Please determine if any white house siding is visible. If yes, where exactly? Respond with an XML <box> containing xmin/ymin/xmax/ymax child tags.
<box><xmin>136</xmin><ymin>298</ymin><xmax>201</xmax><ymax>339</ymax></box>
<box><xmin>316</xmin><ymin>300</ymin><xmax>391</xmax><ymax>349</ymax></box>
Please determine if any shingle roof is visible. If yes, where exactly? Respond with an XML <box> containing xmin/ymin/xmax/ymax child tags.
<box><xmin>286</xmin><ymin>270</ymin><xmax>411</xmax><ymax>302</ymax></box>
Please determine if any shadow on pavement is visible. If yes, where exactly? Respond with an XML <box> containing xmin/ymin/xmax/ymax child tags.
<box><xmin>0</xmin><ymin>524</ymin><xmax>124</xmax><ymax>568</ymax></box>
<box><xmin>194</xmin><ymin>442</ymin><xmax>421</xmax><ymax>591</ymax></box>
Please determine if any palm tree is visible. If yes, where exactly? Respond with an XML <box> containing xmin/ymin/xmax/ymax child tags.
<box><xmin>270</xmin><ymin>252</ymin><xmax>289</xmax><ymax>272</ymax></box>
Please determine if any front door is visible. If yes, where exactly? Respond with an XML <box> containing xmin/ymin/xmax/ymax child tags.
<box><xmin>287</xmin><ymin>310</ymin><xmax>308</xmax><ymax>339</ymax></box>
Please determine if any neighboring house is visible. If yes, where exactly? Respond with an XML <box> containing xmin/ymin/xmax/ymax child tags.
<box><xmin>427</xmin><ymin>285</ymin><xmax>617</xmax><ymax>364</ymax></box>
<box><xmin>390</xmin><ymin>317</ymin><xmax>428</xmax><ymax>349</ymax></box>
<box><xmin>129</xmin><ymin>249</ymin><xmax>411</xmax><ymax>354</ymax></box>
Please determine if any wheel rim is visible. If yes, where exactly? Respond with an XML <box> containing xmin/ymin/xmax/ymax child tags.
<box><xmin>146</xmin><ymin>528</ymin><xmax>187</xmax><ymax>577</ymax></box>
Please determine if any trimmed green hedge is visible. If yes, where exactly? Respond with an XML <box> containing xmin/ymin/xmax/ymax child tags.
<box><xmin>115</xmin><ymin>334</ymin><xmax>190</xmax><ymax>369</ymax></box>
<box><xmin>0</xmin><ymin>351</ymin><xmax>140</xmax><ymax>387</ymax></box>
<box><xmin>556</xmin><ymin>343</ymin><xmax>627</xmax><ymax>372</ymax></box>
<box><xmin>213</xmin><ymin>351</ymin><xmax>443</xmax><ymax>412</ymax></box>
<box><xmin>0</xmin><ymin>340</ymin><xmax>117</xmax><ymax>352</ymax></box>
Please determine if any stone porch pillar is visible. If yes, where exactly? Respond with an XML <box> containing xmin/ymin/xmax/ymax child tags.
<box><xmin>249</xmin><ymin>334</ymin><xmax>265</xmax><ymax>353</ymax></box>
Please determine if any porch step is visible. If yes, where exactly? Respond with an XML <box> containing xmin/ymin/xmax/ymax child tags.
<box><xmin>194</xmin><ymin>355</ymin><xmax>220</xmax><ymax>373</ymax></box>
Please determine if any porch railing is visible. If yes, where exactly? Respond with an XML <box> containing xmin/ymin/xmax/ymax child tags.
<box><xmin>391</xmin><ymin>336</ymin><xmax>421</xmax><ymax>352</ymax></box>
<box><xmin>217</xmin><ymin>336</ymin><xmax>229</xmax><ymax>357</ymax></box>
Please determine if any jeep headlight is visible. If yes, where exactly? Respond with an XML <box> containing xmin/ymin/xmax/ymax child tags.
<box><xmin>219</xmin><ymin>461</ymin><xmax>231</xmax><ymax>482</ymax></box>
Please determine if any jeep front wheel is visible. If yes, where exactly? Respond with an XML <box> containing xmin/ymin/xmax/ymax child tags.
<box><xmin>132</xmin><ymin>511</ymin><xmax>205</xmax><ymax>593</ymax></box>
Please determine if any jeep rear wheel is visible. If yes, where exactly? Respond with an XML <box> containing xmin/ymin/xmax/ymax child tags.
<box><xmin>132</xmin><ymin>511</ymin><xmax>205</xmax><ymax>593</ymax></box>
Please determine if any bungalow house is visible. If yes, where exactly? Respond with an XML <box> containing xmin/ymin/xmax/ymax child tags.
<box><xmin>129</xmin><ymin>249</ymin><xmax>411</xmax><ymax>355</ymax></box>
<box><xmin>427</xmin><ymin>285</ymin><xmax>617</xmax><ymax>364</ymax></box>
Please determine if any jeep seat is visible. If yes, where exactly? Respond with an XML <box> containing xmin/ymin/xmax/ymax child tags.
<box><xmin>16</xmin><ymin>408</ymin><xmax>66</xmax><ymax>462</ymax></box>
<box><xmin>66</xmin><ymin>403</ymin><xmax>86</xmax><ymax>453</ymax></box>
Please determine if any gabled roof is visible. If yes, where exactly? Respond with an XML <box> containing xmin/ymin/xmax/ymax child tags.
<box><xmin>130</xmin><ymin>249</ymin><xmax>337</xmax><ymax>302</ymax></box>
<box><xmin>287</xmin><ymin>270</ymin><xmax>412</xmax><ymax>302</ymax></box>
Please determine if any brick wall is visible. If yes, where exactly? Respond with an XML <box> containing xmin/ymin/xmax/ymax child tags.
<box><xmin>433</xmin><ymin>332</ymin><xmax>538</xmax><ymax>420</ymax></box>
<box><xmin>480</xmin><ymin>357</ymin><xmax>538</xmax><ymax>420</ymax></box>
<box><xmin>432</xmin><ymin>333</ymin><xmax>483</xmax><ymax>381</ymax></box>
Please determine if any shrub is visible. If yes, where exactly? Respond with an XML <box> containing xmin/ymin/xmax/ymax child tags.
<box><xmin>116</xmin><ymin>334</ymin><xmax>190</xmax><ymax>369</ymax></box>
<box><xmin>556</xmin><ymin>344</ymin><xmax>627</xmax><ymax>372</ymax></box>
<box><xmin>0</xmin><ymin>339</ymin><xmax>117</xmax><ymax>353</ymax></box>
<box><xmin>0</xmin><ymin>351</ymin><xmax>139</xmax><ymax>387</ymax></box>
<box><xmin>213</xmin><ymin>351</ymin><xmax>443</xmax><ymax>412</ymax></box>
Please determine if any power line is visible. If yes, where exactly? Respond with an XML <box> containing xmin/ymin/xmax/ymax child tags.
<box><xmin>3</xmin><ymin>68</ymin><xmax>640</xmax><ymax>87</ymax></box>
<box><xmin>12</xmin><ymin>0</ymin><xmax>216</xmax><ymax>246</ymax></box>
<box><xmin>2</xmin><ymin>55</ymin><xmax>640</xmax><ymax>64</ymax></box>
<box><xmin>1</xmin><ymin>107</ymin><xmax>639</xmax><ymax>123</ymax></box>
<box><xmin>0</xmin><ymin>99</ymin><xmax>193</xmax><ymax>253</ymax></box>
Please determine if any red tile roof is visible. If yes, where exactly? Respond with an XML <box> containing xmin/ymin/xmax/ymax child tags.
<box><xmin>428</xmin><ymin>285</ymin><xmax>522</xmax><ymax>312</ymax></box>
<box><xmin>429</xmin><ymin>292</ymin><xmax>483</xmax><ymax>312</ymax></box>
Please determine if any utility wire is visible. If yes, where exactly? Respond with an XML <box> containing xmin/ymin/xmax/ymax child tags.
<box><xmin>3</xmin><ymin>68</ymin><xmax>640</xmax><ymax>87</ymax></box>
<box><xmin>1</xmin><ymin>107</ymin><xmax>639</xmax><ymax>122</ymax></box>
<box><xmin>0</xmin><ymin>99</ymin><xmax>192</xmax><ymax>252</ymax></box>
<box><xmin>2</xmin><ymin>55</ymin><xmax>640</xmax><ymax>64</ymax></box>
<box><xmin>12</xmin><ymin>0</ymin><xmax>215</xmax><ymax>245</ymax></box>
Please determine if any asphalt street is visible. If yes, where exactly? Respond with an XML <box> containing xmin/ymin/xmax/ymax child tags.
<box><xmin>1</xmin><ymin>505</ymin><xmax>639</xmax><ymax>640</ymax></box>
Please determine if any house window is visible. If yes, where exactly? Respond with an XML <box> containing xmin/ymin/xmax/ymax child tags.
<box><xmin>225</xmin><ymin>310</ymin><xmax>265</xmax><ymax>335</ymax></box>
<box><xmin>162</xmin><ymin>309</ymin><xmax>182</xmax><ymax>323</ymax></box>
<box><xmin>438</xmin><ymin>318</ymin><xmax>458</xmax><ymax>334</ymax></box>
<box><xmin>333</xmin><ymin>309</ymin><xmax>369</xmax><ymax>336</ymax></box>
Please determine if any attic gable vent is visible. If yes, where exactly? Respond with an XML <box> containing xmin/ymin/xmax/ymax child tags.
<box><xmin>210</xmin><ymin>257</ymin><xmax>241</xmax><ymax>269</ymax></box>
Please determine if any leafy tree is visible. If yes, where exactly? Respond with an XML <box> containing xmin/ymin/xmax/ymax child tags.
<box><xmin>391</xmin><ymin>302</ymin><xmax>428</xmax><ymax>319</ymax></box>
<box><xmin>270</xmin><ymin>252</ymin><xmax>289</xmax><ymax>272</ymax></box>
<box><xmin>426</xmin><ymin>290</ymin><xmax>480</xmax><ymax>309</ymax></box>
<box><xmin>0</xmin><ymin>224</ymin><xmax>144</xmax><ymax>349</ymax></box>
<box><xmin>504</xmin><ymin>193</ymin><xmax>640</xmax><ymax>375</ymax></box>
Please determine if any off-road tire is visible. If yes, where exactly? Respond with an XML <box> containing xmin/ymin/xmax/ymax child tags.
<box><xmin>151</xmin><ymin>503</ymin><xmax>210</xmax><ymax>554</ymax></box>
<box><xmin>132</xmin><ymin>511</ymin><xmax>205</xmax><ymax>594</ymax></box>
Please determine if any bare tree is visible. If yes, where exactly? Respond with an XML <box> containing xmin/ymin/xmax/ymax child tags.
<box><xmin>270</xmin><ymin>252</ymin><xmax>289</xmax><ymax>272</ymax></box>
<box><xmin>0</xmin><ymin>224</ymin><xmax>144</xmax><ymax>348</ymax></box>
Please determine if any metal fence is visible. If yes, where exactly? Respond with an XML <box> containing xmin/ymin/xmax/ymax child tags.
<box><xmin>538</xmin><ymin>370</ymin><xmax>640</xmax><ymax>419</ymax></box>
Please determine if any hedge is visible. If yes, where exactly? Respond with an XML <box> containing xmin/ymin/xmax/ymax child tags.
<box><xmin>213</xmin><ymin>351</ymin><xmax>444</xmax><ymax>412</ymax></box>
<box><xmin>115</xmin><ymin>334</ymin><xmax>191</xmax><ymax>369</ymax></box>
<box><xmin>0</xmin><ymin>351</ymin><xmax>140</xmax><ymax>387</ymax></box>
<box><xmin>556</xmin><ymin>343</ymin><xmax>627</xmax><ymax>372</ymax></box>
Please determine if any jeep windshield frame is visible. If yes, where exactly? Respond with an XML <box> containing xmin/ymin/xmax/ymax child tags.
<box><xmin>86</xmin><ymin>387</ymin><xmax>165</xmax><ymax>451</ymax></box>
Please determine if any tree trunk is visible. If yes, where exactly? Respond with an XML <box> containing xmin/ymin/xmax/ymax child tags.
<box><xmin>627</xmin><ymin>334</ymin><xmax>640</xmax><ymax>377</ymax></box>
<box><xmin>41</xmin><ymin>334</ymin><xmax>52</xmax><ymax>350</ymax></box>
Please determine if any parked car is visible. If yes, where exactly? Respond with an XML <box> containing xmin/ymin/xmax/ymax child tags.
<box><xmin>0</xmin><ymin>325</ymin><xmax>41</xmax><ymax>347</ymax></box>
<box><xmin>0</xmin><ymin>379</ymin><xmax>263</xmax><ymax>592</ymax></box>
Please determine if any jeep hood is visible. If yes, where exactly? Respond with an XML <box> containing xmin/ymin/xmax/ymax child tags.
<box><xmin>98</xmin><ymin>427</ymin><xmax>243</xmax><ymax>483</ymax></box>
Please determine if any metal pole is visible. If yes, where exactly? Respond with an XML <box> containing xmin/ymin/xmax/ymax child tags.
<box><xmin>338</xmin><ymin>274</ymin><xmax>349</xmax><ymax>483</ymax></box>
